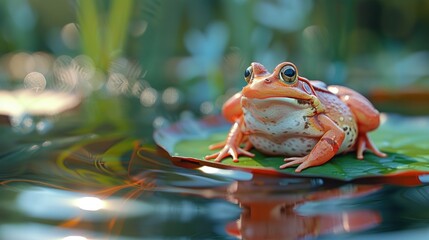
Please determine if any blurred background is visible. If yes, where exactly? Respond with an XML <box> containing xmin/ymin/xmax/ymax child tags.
<box><xmin>1</xmin><ymin>0</ymin><xmax>429</xmax><ymax>131</ymax></box>
<box><xmin>2</xmin><ymin>1</ymin><xmax>429</xmax><ymax>239</ymax></box>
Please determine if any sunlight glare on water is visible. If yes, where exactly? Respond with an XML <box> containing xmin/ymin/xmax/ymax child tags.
<box><xmin>198</xmin><ymin>166</ymin><xmax>253</xmax><ymax>181</ymax></box>
<box><xmin>73</xmin><ymin>197</ymin><xmax>105</xmax><ymax>211</ymax></box>
<box><xmin>62</xmin><ymin>236</ymin><xmax>88</xmax><ymax>240</ymax></box>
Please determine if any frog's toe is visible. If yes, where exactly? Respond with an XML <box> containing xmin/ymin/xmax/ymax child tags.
<box><xmin>227</xmin><ymin>147</ymin><xmax>255</xmax><ymax>162</ymax></box>
<box><xmin>280</xmin><ymin>157</ymin><xmax>306</xmax><ymax>169</ymax></box>
<box><xmin>205</xmin><ymin>152</ymin><xmax>221</xmax><ymax>161</ymax></box>
<box><xmin>243</xmin><ymin>140</ymin><xmax>254</xmax><ymax>151</ymax></box>
<box><xmin>208</xmin><ymin>141</ymin><xmax>226</xmax><ymax>150</ymax></box>
<box><xmin>356</xmin><ymin>133</ymin><xmax>387</xmax><ymax>160</ymax></box>
<box><xmin>283</xmin><ymin>156</ymin><xmax>304</xmax><ymax>162</ymax></box>
<box><xmin>205</xmin><ymin>145</ymin><xmax>254</xmax><ymax>163</ymax></box>
<box><xmin>295</xmin><ymin>162</ymin><xmax>311</xmax><ymax>172</ymax></box>
<box><xmin>229</xmin><ymin>148</ymin><xmax>239</xmax><ymax>162</ymax></box>
<box><xmin>205</xmin><ymin>147</ymin><xmax>229</xmax><ymax>161</ymax></box>
<box><xmin>238</xmin><ymin>148</ymin><xmax>255</xmax><ymax>158</ymax></box>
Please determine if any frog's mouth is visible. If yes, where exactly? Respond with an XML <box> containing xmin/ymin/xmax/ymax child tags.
<box><xmin>241</xmin><ymin>96</ymin><xmax>315</xmax><ymax>123</ymax></box>
<box><xmin>241</xmin><ymin>96</ymin><xmax>312</xmax><ymax>110</ymax></box>
<box><xmin>243</xmin><ymin>87</ymin><xmax>305</xmax><ymax>100</ymax></box>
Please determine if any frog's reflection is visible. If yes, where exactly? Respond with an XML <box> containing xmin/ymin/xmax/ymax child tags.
<box><xmin>225</xmin><ymin>175</ymin><xmax>381</xmax><ymax>240</ymax></box>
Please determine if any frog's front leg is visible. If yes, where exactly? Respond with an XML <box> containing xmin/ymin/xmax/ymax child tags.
<box><xmin>280</xmin><ymin>114</ymin><xmax>345</xmax><ymax>172</ymax></box>
<box><xmin>205</xmin><ymin>118</ymin><xmax>254</xmax><ymax>162</ymax></box>
<box><xmin>205</xmin><ymin>92</ymin><xmax>254</xmax><ymax>162</ymax></box>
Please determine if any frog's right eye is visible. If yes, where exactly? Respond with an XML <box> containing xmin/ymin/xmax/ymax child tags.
<box><xmin>244</xmin><ymin>66</ymin><xmax>253</xmax><ymax>83</ymax></box>
<box><xmin>279</xmin><ymin>64</ymin><xmax>298</xmax><ymax>84</ymax></box>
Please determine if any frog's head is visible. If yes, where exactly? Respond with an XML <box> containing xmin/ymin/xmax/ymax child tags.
<box><xmin>242</xmin><ymin>62</ymin><xmax>316</xmax><ymax>99</ymax></box>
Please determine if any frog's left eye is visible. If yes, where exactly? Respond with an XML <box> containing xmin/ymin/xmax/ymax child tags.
<box><xmin>279</xmin><ymin>64</ymin><xmax>297</xmax><ymax>84</ymax></box>
<box><xmin>244</xmin><ymin>66</ymin><xmax>253</xmax><ymax>83</ymax></box>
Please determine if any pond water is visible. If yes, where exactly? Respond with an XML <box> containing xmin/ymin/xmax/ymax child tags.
<box><xmin>1</xmin><ymin>100</ymin><xmax>429</xmax><ymax>240</ymax></box>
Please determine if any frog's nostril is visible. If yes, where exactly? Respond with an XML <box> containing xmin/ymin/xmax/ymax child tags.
<box><xmin>264</xmin><ymin>78</ymin><xmax>271</xmax><ymax>83</ymax></box>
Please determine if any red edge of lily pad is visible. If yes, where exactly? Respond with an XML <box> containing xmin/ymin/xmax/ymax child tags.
<box><xmin>154</xmin><ymin>115</ymin><xmax>429</xmax><ymax>184</ymax></box>
<box><xmin>168</xmin><ymin>155</ymin><xmax>427</xmax><ymax>186</ymax></box>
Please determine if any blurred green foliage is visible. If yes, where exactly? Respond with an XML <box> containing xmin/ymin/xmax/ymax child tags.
<box><xmin>1</xmin><ymin>0</ymin><xmax>429</xmax><ymax>117</ymax></box>
<box><xmin>78</xmin><ymin>0</ymin><xmax>134</xmax><ymax>70</ymax></box>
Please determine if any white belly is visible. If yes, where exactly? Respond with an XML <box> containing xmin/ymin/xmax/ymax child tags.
<box><xmin>241</xmin><ymin>97</ymin><xmax>324</xmax><ymax>156</ymax></box>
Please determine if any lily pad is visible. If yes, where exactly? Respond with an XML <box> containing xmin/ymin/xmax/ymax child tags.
<box><xmin>154</xmin><ymin>114</ymin><xmax>429</xmax><ymax>181</ymax></box>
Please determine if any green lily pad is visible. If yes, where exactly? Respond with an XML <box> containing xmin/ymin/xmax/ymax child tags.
<box><xmin>154</xmin><ymin>114</ymin><xmax>429</xmax><ymax>181</ymax></box>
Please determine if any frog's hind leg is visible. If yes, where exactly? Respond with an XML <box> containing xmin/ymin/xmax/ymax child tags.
<box><xmin>328</xmin><ymin>85</ymin><xmax>379</xmax><ymax>132</ymax></box>
<box><xmin>356</xmin><ymin>133</ymin><xmax>387</xmax><ymax>159</ymax></box>
<box><xmin>328</xmin><ymin>85</ymin><xmax>386</xmax><ymax>159</ymax></box>
<box><xmin>281</xmin><ymin>114</ymin><xmax>345</xmax><ymax>172</ymax></box>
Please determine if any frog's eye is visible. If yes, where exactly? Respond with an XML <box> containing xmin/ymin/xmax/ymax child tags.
<box><xmin>244</xmin><ymin>66</ymin><xmax>253</xmax><ymax>83</ymax></box>
<box><xmin>279</xmin><ymin>64</ymin><xmax>297</xmax><ymax>84</ymax></box>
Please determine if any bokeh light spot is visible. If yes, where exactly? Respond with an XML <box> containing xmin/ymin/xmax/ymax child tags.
<box><xmin>200</xmin><ymin>101</ymin><xmax>214</xmax><ymax>115</ymax></box>
<box><xmin>24</xmin><ymin>72</ymin><xmax>46</xmax><ymax>92</ymax></box>
<box><xmin>9</xmin><ymin>52</ymin><xmax>34</xmax><ymax>79</ymax></box>
<box><xmin>162</xmin><ymin>87</ymin><xmax>180</xmax><ymax>105</ymax></box>
<box><xmin>61</xmin><ymin>23</ymin><xmax>80</xmax><ymax>49</ymax></box>
<box><xmin>106</xmin><ymin>73</ymin><xmax>129</xmax><ymax>95</ymax></box>
<box><xmin>131</xmin><ymin>20</ymin><xmax>148</xmax><ymax>37</ymax></box>
<box><xmin>153</xmin><ymin>116</ymin><xmax>168</xmax><ymax>129</ymax></box>
<box><xmin>140</xmin><ymin>87</ymin><xmax>158</xmax><ymax>107</ymax></box>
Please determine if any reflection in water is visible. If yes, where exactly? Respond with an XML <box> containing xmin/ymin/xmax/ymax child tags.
<box><xmin>224</xmin><ymin>176</ymin><xmax>382</xmax><ymax>239</ymax></box>
<box><xmin>16</xmin><ymin>187</ymin><xmax>154</xmax><ymax>220</ymax></box>
<box><xmin>9</xmin><ymin>184</ymin><xmax>240</xmax><ymax>239</ymax></box>
<box><xmin>199</xmin><ymin>166</ymin><xmax>253</xmax><ymax>181</ymax></box>
<box><xmin>0</xmin><ymin>138</ymin><xmax>242</xmax><ymax>239</ymax></box>
<box><xmin>2</xmin><ymin>134</ymin><xmax>429</xmax><ymax>239</ymax></box>
<box><xmin>0</xmin><ymin>222</ymin><xmax>143</xmax><ymax>240</ymax></box>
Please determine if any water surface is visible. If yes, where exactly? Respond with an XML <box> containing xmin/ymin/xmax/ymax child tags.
<box><xmin>1</xmin><ymin>105</ymin><xmax>429</xmax><ymax>240</ymax></box>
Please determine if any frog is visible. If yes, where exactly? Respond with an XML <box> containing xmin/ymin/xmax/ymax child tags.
<box><xmin>205</xmin><ymin>61</ymin><xmax>386</xmax><ymax>172</ymax></box>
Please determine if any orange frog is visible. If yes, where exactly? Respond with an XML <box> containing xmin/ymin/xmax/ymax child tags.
<box><xmin>205</xmin><ymin>62</ymin><xmax>386</xmax><ymax>172</ymax></box>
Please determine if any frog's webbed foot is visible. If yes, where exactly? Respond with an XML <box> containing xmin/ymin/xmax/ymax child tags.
<box><xmin>205</xmin><ymin>120</ymin><xmax>255</xmax><ymax>163</ymax></box>
<box><xmin>205</xmin><ymin>144</ymin><xmax>254</xmax><ymax>163</ymax></box>
<box><xmin>356</xmin><ymin>133</ymin><xmax>387</xmax><ymax>159</ymax></box>
<box><xmin>280</xmin><ymin>156</ymin><xmax>308</xmax><ymax>172</ymax></box>
<box><xmin>281</xmin><ymin>154</ymin><xmax>330</xmax><ymax>173</ymax></box>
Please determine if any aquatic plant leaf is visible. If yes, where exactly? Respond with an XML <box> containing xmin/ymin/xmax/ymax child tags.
<box><xmin>154</xmin><ymin>115</ymin><xmax>429</xmax><ymax>181</ymax></box>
